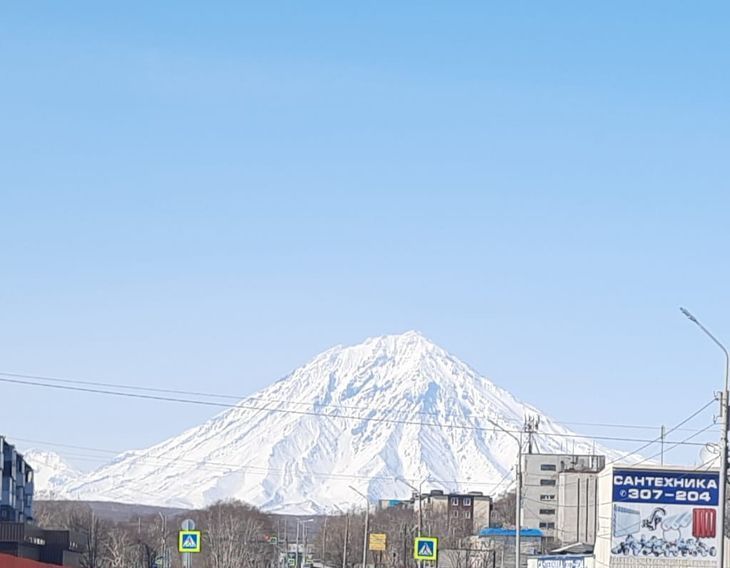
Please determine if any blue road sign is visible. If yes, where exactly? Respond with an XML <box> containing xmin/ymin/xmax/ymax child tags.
<box><xmin>179</xmin><ymin>530</ymin><xmax>201</xmax><ymax>553</ymax></box>
<box><xmin>413</xmin><ymin>537</ymin><xmax>438</xmax><ymax>561</ymax></box>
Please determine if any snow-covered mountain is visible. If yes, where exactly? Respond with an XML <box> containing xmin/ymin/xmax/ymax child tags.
<box><xmin>22</xmin><ymin>449</ymin><xmax>82</xmax><ymax>499</ymax></box>
<box><xmin>54</xmin><ymin>331</ymin><xmax>624</xmax><ymax>513</ymax></box>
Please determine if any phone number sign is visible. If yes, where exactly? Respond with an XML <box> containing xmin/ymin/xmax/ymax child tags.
<box><xmin>612</xmin><ymin>469</ymin><xmax>719</xmax><ymax>506</ymax></box>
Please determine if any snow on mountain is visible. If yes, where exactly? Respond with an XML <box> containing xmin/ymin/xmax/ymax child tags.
<box><xmin>22</xmin><ymin>449</ymin><xmax>82</xmax><ymax>499</ymax></box>
<box><xmin>62</xmin><ymin>331</ymin><xmax>627</xmax><ymax>513</ymax></box>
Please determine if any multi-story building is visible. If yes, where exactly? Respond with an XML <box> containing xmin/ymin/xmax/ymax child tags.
<box><xmin>416</xmin><ymin>490</ymin><xmax>492</xmax><ymax>539</ymax></box>
<box><xmin>521</xmin><ymin>453</ymin><xmax>605</xmax><ymax>543</ymax></box>
<box><xmin>0</xmin><ymin>437</ymin><xmax>81</xmax><ymax>567</ymax></box>
<box><xmin>555</xmin><ymin>470</ymin><xmax>599</xmax><ymax>545</ymax></box>
<box><xmin>1</xmin><ymin>437</ymin><xmax>34</xmax><ymax>523</ymax></box>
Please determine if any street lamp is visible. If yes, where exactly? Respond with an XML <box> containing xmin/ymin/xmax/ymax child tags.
<box><xmin>681</xmin><ymin>307</ymin><xmax>729</xmax><ymax>568</ymax></box>
<box><xmin>396</xmin><ymin>476</ymin><xmax>432</xmax><ymax>568</ymax></box>
<box><xmin>486</xmin><ymin>418</ymin><xmax>523</xmax><ymax>568</ymax></box>
<box><xmin>295</xmin><ymin>519</ymin><xmax>314</xmax><ymax>568</ymax></box>
<box><xmin>158</xmin><ymin>513</ymin><xmax>168</xmax><ymax>568</ymax></box>
<box><xmin>396</xmin><ymin>476</ymin><xmax>431</xmax><ymax>538</ymax></box>
<box><xmin>332</xmin><ymin>504</ymin><xmax>349</xmax><ymax>568</ymax></box>
<box><xmin>349</xmin><ymin>486</ymin><xmax>369</xmax><ymax>568</ymax></box>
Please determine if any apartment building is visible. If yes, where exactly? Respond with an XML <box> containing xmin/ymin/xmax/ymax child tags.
<box><xmin>521</xmin><ymin>453</ymin><xmax>605</xmax><ymax>543</ymax></box>
<box><xmin>416</xmin><ymin>490</ymin><xmax>492</xmax><ymax>538</ymax></box>
<box><xmin>1</xmin><ymin>437</ymin><xmax>34</xmax><ymax>523</ymax></box>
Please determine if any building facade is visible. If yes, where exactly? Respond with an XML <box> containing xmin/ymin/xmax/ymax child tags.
<box><xmin>0</xmin><ymin>523</ymin><xmax>82</xmax><ymax>567</ymax></box>
<box><xmin>1</xmin><ymin>437</ymin><xmax>34</xmax><ymax>523</ymax></box>
<box><xmin>555</xmin><ymin>471</ymin><xmax>599</xmax><ymax>545</ymax></box>
<box><xmin>417</xmin><ymin>490</ymin><xmax>492</xmax><ymax>538</ymax></box>
<box><xmin>521</xmin><ymin>453</ymin><xmax>605</xmax><ymax>542</ymax></box>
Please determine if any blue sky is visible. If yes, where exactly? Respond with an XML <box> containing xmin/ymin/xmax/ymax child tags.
<box><xmin>2</xmin><ymin>2</ymin><xmax>729</xmax><ymax>468</ymax></box>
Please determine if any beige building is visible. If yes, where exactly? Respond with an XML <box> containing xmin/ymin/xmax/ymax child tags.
<box><xmin>556</xmin><ymin>471</ymin><xmax>599</xmax><ymax>545</ymax></box>
<box><xmin>416</xmin><ymin>490</ymin><xmax>492</xmax><ymax>538</ymax></box>
<box><xmin>521</xmin><ymin>453</ymin><xmax>605</xmax><ymax>542</ymax></box>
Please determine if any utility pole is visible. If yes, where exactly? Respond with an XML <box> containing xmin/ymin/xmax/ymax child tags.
<box><xmin>681</xmin><ymin>307</ymin><xmax>729</xmax><ymax>568</ymax></box>
<box><xmin>524</xmin><ymin>417</ymin><xmax>540</xmax><ymax>455</ymax></box>
<box><xmin>158</xmin><ymin>513</ymin><xmax>167</xmax><ymax>568</ymax></box>
<box><xmin>396</xmin><ymin>477</ymin><xmax>431</xmax><ymax>568</ymax></box>
<box><xmin>303</xmin><ymin>524</ymin><xmax>309</xmax><ymax>568</ymax></box>
<box><xmin>343</xmin><ymin>513</ymin><xmax>349</xmax><ymax>568</ymax></box>
<box><xmin>296</xmin><ymin>520</ymin><xmax>314</xmax><ymax>568</ymax></box>
<box><xmin>660</xmin><ymin>425</ymin><xmax>666</xmax><ymax>466</ymax></box>
<box><xmin>487</xmin><ymin>418</ymin><xmax>522</xmax><ymax>568</ymax></box>
<box><xmin>322</xmin><ymin>517</ymin><xmax>328</xmax><ymax>567</ymax></box>
<box><xmin>348</xmin><ymin>486</ymin><xmax>369</xmax><ymax>568</ymax></box>
<box><xmin>296</xmin><ymin>521</ymin><xmax>301</xmax><ymax>568</ymax></box>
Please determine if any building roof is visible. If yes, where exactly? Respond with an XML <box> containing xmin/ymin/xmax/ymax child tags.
<box><xmin>479</xmin><ymin>528</ymin><xmax>543</xmax><ymax>537</ymax></box>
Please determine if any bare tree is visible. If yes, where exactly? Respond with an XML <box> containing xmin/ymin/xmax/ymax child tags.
<box><xmin>488</xmin><ymin>492</ymin><xmax>515</xmax><ymax>528</ymax></box>
<box><xmin>106</xmin><ymin>528</ymin><xmax>135</xmax><ymax>568</ymax></box>
<box><xmin>33</xmin><ymin>500</ymin><xmax>81</xmax><ymax>529</ymax></box>
<box><xmin>68</xmin><ymin>505</ymin><xmax>111</xmax><ymax>568</ymax></box>
<box><xmin>198</xmin><ymin>499</ymin><xmax>272</xmax><ymax>568</ymax></box>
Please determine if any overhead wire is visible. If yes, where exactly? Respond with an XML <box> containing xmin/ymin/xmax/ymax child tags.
<box><xmin>0</xmin><ymin>375</ymin><xmax>715</xmax><ymax>447</ymax></box>
<box><xmin>0</xmin><ymin>370</ymin><xmax>716</xmax><ymax>435</ymax></box>
<box><xmin>13</xmin><ymin>435</ymin><xmax>511</xmax><ymax>490</ymax></box>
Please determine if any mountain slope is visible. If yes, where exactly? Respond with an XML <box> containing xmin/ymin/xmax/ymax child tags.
<box><xmin>23</xmin><ymin>450</ymin><xmax>82</xmax><ymax>499</ymax></box>
<box><xmin>61</xmin><ymin>331</ymin><xmax>623</xmax><ymax>513</ymax></box>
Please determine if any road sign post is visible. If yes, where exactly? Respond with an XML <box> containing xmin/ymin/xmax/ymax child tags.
<box><xmin>413</xmin><ymin>537</ymin><xmax>438</xmax><ymax>562</ymax></box>
<box><xmin>180</xmin><ymin>519</ymin><xmax>199</xmax><ymax>568</ymax></box>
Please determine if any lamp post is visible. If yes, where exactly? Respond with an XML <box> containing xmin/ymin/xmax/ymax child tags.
<box><xmin>333</xmin><ymin>504</ymin><xmax>349</xmax><ymax>568</ymax></box>
<box><xmin>681</xmin><ymin>307</ymin><xmax>729</xmax><ymax>568</ymax></box>
<box><xmin>296</xmin><ymin>520</ymin><xmax>314</xmax><ymax>568</ymax></box>
<box><xmin>396</xmin><ymin>476</ymin><xmax>432</xmax><ymax>568</ymax></box>
<box><xmin>158</xmin><ymin>513</ymin><xmax>167</xmax><ymax>568</ymax></box>
<box><xmin>396</xmin><ymin>476</ymin><xmax>431</xmax><ymax>538</ymax></box>
<box><xmin>349</xmin><ymin>486</ymin><xmax>369</xmax><ymax>568</ymax></box>
<box><xmin>487</xmin><ymin>418</ymin><xmax>522</xmax><ymax>568</ymax></box>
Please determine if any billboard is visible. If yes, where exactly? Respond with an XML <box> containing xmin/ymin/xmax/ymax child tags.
<box><xmin>610</xmin><ymin>469</ymin><xmax>719</xmax><ymax>559</ymax></box>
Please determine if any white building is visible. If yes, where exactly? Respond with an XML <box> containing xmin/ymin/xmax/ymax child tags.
<box><xmin>521</xmin><ymin>453</ymin><xmax>605</xmax><ymax>542</ymax></box>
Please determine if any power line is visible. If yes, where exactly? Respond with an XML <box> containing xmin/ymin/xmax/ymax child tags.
<box><xmin>518</xmin><ymin>399</ymin><xmax>718</xmax><ymax>497</ymax></box>
<box><xmin>13</xmin><ymin>435</ymin><xmax>512</xmax><ymax>490</ymax></box>
<box><xmin>0</xmin><ymin>370</ymin><xmax>715</xmax><ymax>435</ymax></box>
<box><xmin>0</xmin><ymin>376</ymin><xmax>715</xmax><ymax>447</ymax></box>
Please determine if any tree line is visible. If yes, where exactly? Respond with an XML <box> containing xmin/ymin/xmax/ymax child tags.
<box><xmin>33</xmin><ymin>492</ymin><xmax>517</xmax><ymax>568</ymax></box>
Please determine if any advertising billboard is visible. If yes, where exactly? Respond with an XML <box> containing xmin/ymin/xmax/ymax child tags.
<box><xmin>610</xmin><ymin>469</ymin><xmax>719</xmax><ymax>559</ymax></box>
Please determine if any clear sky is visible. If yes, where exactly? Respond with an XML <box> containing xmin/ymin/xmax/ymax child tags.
<box><xmin>2</xmin><ymin>2</ymin><xmax>729</xmax><ymax>469</ymax></box>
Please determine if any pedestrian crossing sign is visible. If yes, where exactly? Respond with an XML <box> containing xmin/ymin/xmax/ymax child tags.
<box><xmin>413</xmin><ymin>537</ymin><xmax>438</xmax><ymax>561</ymax></box>
<box><xmin>179</xmin><ymin>530</ymin><xmax>202</xmax><ymax>553</ymax></box>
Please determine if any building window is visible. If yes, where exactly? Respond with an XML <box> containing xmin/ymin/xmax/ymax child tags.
<box><xmin>540</xmin><ymin>463</ymin><xmax>557</xmax><ymax>471</ymax></box>
<box><xmin>464</xmin><ymin>511</ymin><xmax>472</xmax><ymax>519</ymax></box>
<box><xmin>539</xmin><ymin>509</ymin><xmax>556</xmax><ymax>515</ymax></box>
<box><xmin>540</xmin><ymin>494</ymin><xmax>555</xmax><ymax>501</ymax></box>
<box><xmin>452</xmin><ymin>510</ymin><xmax>459</xmax><ymax>518</ymax></box>
<box><xmin>539</xmin><ymin>522</ymin><xmax>556</xmax><ymax>530</ymax></box>
<box><xmin>540</xmin><ymin>479</ymin><xmax>556</xmax><ymax>486</ymax></box>
<box><xmin>451</xmin><ymin>497</ymin><xmax>459</xmax><ymax>506</ymax></box>
<box><xmin>463</xmin><ymin>497</ymin><xmax>472</xmax><ymax>506</ymax></box>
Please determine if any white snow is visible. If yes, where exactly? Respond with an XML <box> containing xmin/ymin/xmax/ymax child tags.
<box><xmin>22</xmin><ymin>449</ymin><xmax>82</xmax><ymax>499</ymax></box>
<box><xmin>41</xmin><ymin>331</ymin><xmax>627</xmax><ymax>513</ymax></box>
